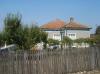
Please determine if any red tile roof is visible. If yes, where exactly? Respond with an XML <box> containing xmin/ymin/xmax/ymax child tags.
<box><xmin>64</xmin><ymin>21</ymin><xmax>90</xmax><ymax>29</ymax></box>
<box><xmin>41</xmin><ymin>18</ymin><xmax>91</xmax><ymax>30</ymax></box>
<box><xmin>41</xmin><ymin>19</ymin><xmax>65</xmax><ymax>30</ymax></box>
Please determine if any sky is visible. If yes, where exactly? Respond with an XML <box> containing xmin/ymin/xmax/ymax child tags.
<box><xmin>0</xmin><ymin>0</ymin><xmax>100</xmax><ymax>33</ymax></box>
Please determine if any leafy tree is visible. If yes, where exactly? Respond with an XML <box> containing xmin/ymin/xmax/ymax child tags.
<box><xmin>16</xmin><ymin>26</ymin><xmax>27</xmax><ymax>49</ymax></box>
<box><xmin>74</xmin><ymin>38</ymin><xmax>96</xmax><ymax>47</ymax></box>
<box><xmin>23</xmin><ymin>26</ymin><xmax>41</xmax><ymax>49</ymax></box>
<box><xmin>40</xmin><ymin>31</ymin><xmax>48</xmax><ymax>48</ymax></box>
<box><xmin>47</xmin><ymin>38</ymin><xmax>59</xmax><ymax>46</ymax></box>
<box><xmin>62</xmin><ymin>36</ymin><xmax>72</xmax><ymax>48</ymax></box>
<box><xmin>3</xmin><ymin>13</ymin><xmax>32</xmax><ymax>50</ymax></box>
<box><xmin>74</xmin><ymin>38</ymin><xmax>85</xmax><ymax>48</ymax></box>
<box><xmin>95</xmin><ymin>26</ymin><xmax>100</xmax><ymax>47</ymax></box>
<box><xmin>95</xmin><ymin>35</ymin><xmax>100</xmax><ymax>47</ymax></box>
<box><xmin>4</xmin><ymin>13</ymin><xmax>22</xmax><ymax>45</ymax></box>
<box><xmin>22</xmin><ymin>25</ymin><xmax>48</xmax><ymax>49</ymax></box>
<box><xmin>0</xmin><ymin>30</ymin><xmax>9</xmax><ymax>47</ymax></box>
<box><xmin>86</xmin><ymin>38</ymin><xmax>96</xmax><ymax>46</ymax></box>
<box><xmin>2</xmin><ymin>13</ymin><xmax>48</xmax><ymax>50</ymax></box>
<box><xmin>30</xmin><ymin>26</ymin><xmax>41</xmax><ymax>44</ymax></box>
<box><xmin>74</xmin><ymin>38</ymin><xmax>83</xmax><ymax>45</ymax></box>
<box><xmin>96</xmin><ymin>26</ymin><xmax>100</xmax><ymax>35</ymax></box>
<box><xmin>0</xmin><ymin>32</ymin><xmax>3</xmax><ymax>46</ymax></box>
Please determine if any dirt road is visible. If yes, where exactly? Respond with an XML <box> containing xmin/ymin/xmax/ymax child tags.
<box><xmin>68</xmin><ymin>70</ymin><xmax>100</xmax><ymax>74</ymax></box>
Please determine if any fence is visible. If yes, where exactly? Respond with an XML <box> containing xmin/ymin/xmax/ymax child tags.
<box><xmin>0</xmin><ymin>47</ymin><xmax>100</xmax><ymax>74</ymax></box>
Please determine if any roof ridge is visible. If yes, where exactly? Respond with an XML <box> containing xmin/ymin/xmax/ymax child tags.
<box><xmin>63</xmin><ymin>20</ymin><xmax>92</xmax><ymax>30</ymax></box>
<box><xmin>40</xmin><ymin>19</ymin><xmax>65</xmax><ymax>29</ymax></box>
<box><xmin>41</xmin><ymin>18</ymin><xmax>91</xmax><ymax>30</ymax></box>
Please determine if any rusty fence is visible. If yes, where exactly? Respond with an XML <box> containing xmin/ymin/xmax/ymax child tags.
<box><xmin>0</xmin><ymin>47</ymin><xmax>100</xmax><ymax>74</ymax></box>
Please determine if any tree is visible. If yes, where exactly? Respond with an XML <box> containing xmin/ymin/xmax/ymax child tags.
<box><xmin>62</xmin><ymin>36</ymin><xmax>72</xmax><ymax>48</ymax></box>
<box><xmin>40</xmin><ymin>31</ymin><xmax>48</xmax><ymax>48</ymax></box>
<box><xmin>95</xmin><ymin>26</ymin><xmax>100</xmax><ymax>47</ymax></box>
<box><xmin>23</xmin><ymin>26</ymin><xmax>41</xmax><ymax>49</ymax></box>
<box><xmin>2</xmin><ymin>13</ymin><xmax>48</xmax><ymax>50</ymax></box>
<box><xmin>86</xmin><ymin>38</ymin><xmax>96</xmax><ymax>47</ymax></box>
<box><xmin>96</xmin><ymin>26</ymin><xmax>100</xmax><ymax>35</ymax></box>
<box><xmin>16</xmin><ymin>26</ymin><xmax>28</xmax><ymax>49</ymax></box>
<box><xmin>47</xmin><ymin>38</ymin><xmax>59</xmax><ymax>46</ymax></box>
<box><xmin>95</xmin><ymin>35</ymin><xmax>100</xmax><ymax>47</ymax></box>
<box><xmin>30</xmin><ymin>26</ymin><xmax>42</xmax><ymax>44</ymax></box>
<box><xmin>0</xmin><ymin>32</ymin><xmax>3</xmax><ymax>46</ymax></box>
<box><xmin>74</xmin><ymin>38</ymin><xmax>96</xmax><ymax>47</ymax></box>
<box><xmin>22</xmin><ymin>25</ymin><xmax>48</xmax><ymax>50</ymax></box>
<box><xmin>74</xmin><ymin>38</ymin><xmax>85</xmax><ymax>48</ymax></box>
<box><xmin>3</xmin><ymin>13</ymin><xmax>31</xmax><ymax>50</ymax></box>
<box><xmin>0</xmin><ymin>30</ymin><xmax>9</xmax><ymax>47</ymax></box>
<box><xmin>4</xmin><ymin>13</ymin><xmax>22</xmax><ymax>45</ymax></box>
<box><xmin>74</xmin><ymin>38</ymin><xmax>83</xmax><ymax>45</ymax></box>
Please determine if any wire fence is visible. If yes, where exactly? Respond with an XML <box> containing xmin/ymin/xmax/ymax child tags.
<box><xmin>0</xmin><ymin>47</ymin><xmax>100</xmax><ymax>74</ymax></box>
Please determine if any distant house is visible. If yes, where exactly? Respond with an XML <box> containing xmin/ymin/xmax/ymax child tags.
<box><xmin>41</xmin><ymin>17</ymin><xmax>91</xmax><ymax>48</ymax></box>
<box><xmin>41</xmin><ymin>19</ymin><xmax>65</xmax><ymax>41</ymax></box>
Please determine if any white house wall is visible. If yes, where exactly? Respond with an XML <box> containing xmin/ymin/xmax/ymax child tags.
<box><xmin>45</xmin><ymin>30</ymin><xmax>90</xmax><ymax>41</ymax></box>
<box><xmin>45</xmin><ymin>31</ymin><xmax>61</xmax><ymax>41</ymax></box>
<box><xmin>65</xmin><ymin>30</ymin><xmax>90</xmax><ymax>40</ymax></box>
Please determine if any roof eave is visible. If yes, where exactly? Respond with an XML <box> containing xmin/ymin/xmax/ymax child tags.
<box><xmin>65</xmin><ymin>27</ymin><xmax>91</xmax><ymax>30</ymax></box>
<box><xmin>41</xmin><ymin>28</ymin><xmax>61</xmax><ymax>31</ymax></box>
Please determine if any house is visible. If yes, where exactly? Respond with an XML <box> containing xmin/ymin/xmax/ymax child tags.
<box><xmin>41</xmin><ymin>17</ymin><xmax>91</xmax><ymax>48</ymax></box>
<box><xmin>41</xmin><ymin>19</ymin><xmax>65</xmax><ymax>41</ymax></box>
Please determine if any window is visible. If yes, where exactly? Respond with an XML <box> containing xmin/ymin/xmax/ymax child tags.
<box><xmin>53</xmin><ymin>34</ymin><xmax>61</xmax><ymax>40</ymax></box>
<box><xmin>54</xmin><ymin>34</ymin><xmax>60</xmax><ymax>37</ymax></box>
<box><xmin>68</xmin><ymin>34</ymin><xmax>75</xmax><ymax>36</ymax></box>
<box><xmin>67</xmin><ymin>33</ymin><xmax>76</xmax><ymax>40</ymax></box>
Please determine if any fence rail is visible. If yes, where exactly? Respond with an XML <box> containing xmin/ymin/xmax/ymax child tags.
<box><xmin>0</xmin><ymin>47</ymin><xmax>100</xmax><ymax>74</ymax></box>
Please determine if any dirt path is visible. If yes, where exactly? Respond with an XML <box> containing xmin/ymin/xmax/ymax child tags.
<box><xmin>68</xmin><ymin>70</ymin><xmax>100</xmax><ymax>74</ymax></box>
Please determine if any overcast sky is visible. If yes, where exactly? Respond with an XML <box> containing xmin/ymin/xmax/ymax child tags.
<box><xmin>0</xmin><ymin>0</ymin><xmax>100</xmax><ymax>33</ymax></box>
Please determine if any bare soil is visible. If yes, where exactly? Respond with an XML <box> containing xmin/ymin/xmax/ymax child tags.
<box><xmin>68</xmin><ymin>70</ymin><xmax>100</xmax><ymax>74</ymax></box>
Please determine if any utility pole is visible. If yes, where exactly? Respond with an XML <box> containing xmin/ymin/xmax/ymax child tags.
<box><xmin>60</xmin><ymin>28</ymin><xmax>64</xmax><ymax>49</ymax></box>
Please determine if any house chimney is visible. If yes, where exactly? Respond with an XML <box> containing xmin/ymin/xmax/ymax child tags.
<box><xmin>70</xmin><ymin>17</ymin><xmax>74</xmax><ymax>22</ymax></box>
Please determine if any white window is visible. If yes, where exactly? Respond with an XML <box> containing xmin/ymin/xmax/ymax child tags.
<box><xmin>67</xmin><ymin>33</ymin><xmax>76</xmax><ymax>40</ymax></box>
<box><xmin>53</xmin><ymin>34</ymin><xmax>61</xmax><ymax>41</ymax></box>
<box><xmin>54</xmin><ymin>34</ymin><xmax>60</xmax><ymax>37</ymax></box>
